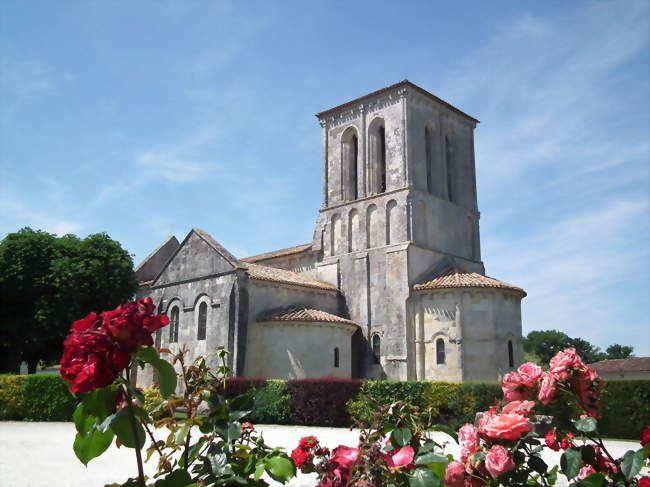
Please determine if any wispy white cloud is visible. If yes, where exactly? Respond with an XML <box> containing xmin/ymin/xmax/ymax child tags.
<box><xmin>0</xmin><ymin>58</ymin><xmax>75</xmax><ymax>98</ymax></box>
<box><xmin>0</xmin><ymin>193</ymin><xmax>84</xmax><ymax>237</ymax></box>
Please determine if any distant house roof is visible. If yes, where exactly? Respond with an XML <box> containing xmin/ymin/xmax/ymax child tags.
<box><xmin>244</xmin><ymin>262</ymin><xmax>338</xmax><ymax>292</ymax></box>
<box><xmin>413</xmin><ymin>268</ymin><xmax>526</xmax><ymax>296</ymax></box>
<box><xmin>241</xmin><ymin>243</ymin><xmax>312</xmax><ymax>263</ymax></box>
<box><xmin>315</xmin><ymin>80</ymin><xmax>479</xmax><ymax>124</ymax></box>
<box><xmin>588</xmin><ymin>357</ymin><xmax>650</xmax><ymax>373</ymax></box>
<box><xmin>258</xmin><ymin>305</ymin><xmax>357</xmax><ymax>327</ymax></box>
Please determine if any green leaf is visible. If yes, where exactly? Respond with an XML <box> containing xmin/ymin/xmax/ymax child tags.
<box><xmin>577</xmin><ymin>473</ymin><xmax>607</xmax><ymax>487</ymax></box>
<box><xmin>391</xmin><ymin>427</ymin><xmax>412</xmax><ymax>447</ymax></box>
<box><xmin>265</xmin><ymin>455</ymin><xmax>295</xmax><ymax>483</ymax></box>
<box><xmin>174</xmin><ymin>425</ymin><xmax>190</xmax><ymax>445</ymax></box>
<box><xmin>560</xmin><ymin>448</ymin><xmax>581</xmax><ymax>479</ymax></box>
<box><xmin>620</xmin><ymin>450</ymin><xmax>644</xmax><ymax>480</ymax></box>
<box><xmin>207</xmin><ymin>452</ymin><xmax>228</xmax><ymax>476</ymax></box>
<box><xmin>110</xmin><ymin>409</ymin><xmax>146</xmax><ymax>449</ymax></box>
<box><xmin>528</xmin><ymin>455</ymin><xmax>547</xmax><ymax>474</ymax></box>
<box><xmin>215</xmin><ymin>420</ymin><xmax>242</xmax><ymax>444</ymax></box>
<box><xmin>82</xmin><ymin>386</ymin><xmax>117</xmax><ymax>421</ymax></box>
<box><xmin>73</xmin><ymin>402</ymin><xmax>97</xmax><ymax>435</ymax></box>
<box><xmin>581</xmin><ymin>445</ymin><xmax>596</xmax><ymax>464</ymax></box>
<box><xmin>414</xmin><ymin>452</ymin><xmax>448</xmax><ymax>465</ymax></box>
<box><xmin>153</xmin><ymin>469</ymin><xmax>193</xmax><ymax>487</ymax></box>
<box><xmin>135</xmin><ymin>346</ymin><xmax>177</xmax><ymax>398</ymax></box>
<box><xmin>73</xmin><ymin>427</ymin><xmax>114</xmax><ymax>465</ymax></box>
<box><xmin>575</xmin><ymin>417</ymin><xmax>598</xmax><ymax>433</ymax></box>
<box><xmin>409</xmin><ymin>467</ymin><xmax>440</xmax><ymax>487</ymax></box>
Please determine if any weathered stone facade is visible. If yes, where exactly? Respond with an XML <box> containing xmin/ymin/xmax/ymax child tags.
<box><xmin>135</xmin><ymin>81</ymin><xmax>526</xmax><ymax>385</ymax></box>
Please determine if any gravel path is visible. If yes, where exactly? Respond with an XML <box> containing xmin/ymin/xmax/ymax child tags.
<box><xmin>0</xmin><ymin>421</ymin><xmax>639</xmax><ymax>487</ymax></box>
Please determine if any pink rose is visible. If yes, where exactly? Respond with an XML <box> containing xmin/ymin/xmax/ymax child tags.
<box><xmin>383</xmin><ymin>445</ymin><xmax>415</xmax><ymax>469</ymax></box>
<box><xmin>459</xmin><ymin>423</ymin><xmax>479</xmax><ymax>461</ymax></box>
<box><xmin>549</xmin><ymin>348</ymin><xmax>584</xmax><ymax>380</ymax></box>
<box><xmin>444</xmin><ymin>461</ymin><xmax>466</xmax><ymax>487</ymax></box>
<box><xmin>485</xmin><ymin>445</ymin><xmax>515</xmax><ymax>479</ymax></box>
<box><xmin>502</xmin><ymin>400</ymin><xmax>536</xmax><ymax>417</ymax></box>
<box><xmin>480</xmin><ymin>413</ymin><xmax>532</xmax><ymax>441</ymax></box>
<box><xmin>517</xmin><ymin>362</ymin><xmax>542</xmax><ymax>387</ymax></box>
<box><xmin>501</xmin><ymin>372</ymin><xmax>529</xmax><ymax>401</ymax></box>
<box><xmin>577</xmin><ymin>465</ymin><xmax>597</xmax><ymax>480</ymax></box>
<box><xmin>537</xmin><ymin>372</ymin><xmax>557</xmax><ymax>405</ymax></box>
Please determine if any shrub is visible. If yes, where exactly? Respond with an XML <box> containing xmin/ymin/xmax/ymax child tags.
<box><xmin>598</xmin><ymin>380</ymin><xmax>650</xmax><ymax>439</ymax></box>
<box><xmin>347</xmin><ymin>380</ymin><xmax>428</xmax><ymax>426</ymax></box>
<box><xmin>0</xmin><ymin>375</ymin><xmax>27</xmax><ymax>419</ymax></box>
<box><xmin>249</xmin><ymin>380</ymin><xmax>290</xmax><ymax>424</ymax></box>
<box><xmin>221</xmin><ymin>377</ymin><xmax>267</xmax><ymax>399</ymax></box>
<box><xmin>22</xmin><ymin>374</ymin><xmax>77</xmax><ymax>421</ymax></box>
<box><xmin>142</xmin><ymin>387</ymin><xmax>165</xmax><ymax>420</ymax></box>
<box><xmin>288</xmin><ymin>377</ymin><xmax>361</xmax><ymax>426</ymax></box>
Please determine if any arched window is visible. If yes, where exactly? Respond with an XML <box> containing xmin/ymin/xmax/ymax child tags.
<box><xmin>445</xmin><ymin>135</ymin><xmax>454</xmax><ymax>202</ymax></box>
<box><xmin>169</xmin><ymin>306</ymin><xmax>179</xmax><ymax>343</ymax></box>
<box><xmin>334</xmin><ymin>347</ymin><xmax>340</xmax><ymax>368</ymax></box>
<box><xmin>386</xmin><ymin>200</ymin><xmax>397</xmax><ymax>245</ymax></box>
<box><xmin>330</xmin><ymin>213</ymin><xmax>342</xmax><ymax>256</ymax></box>
<box><xmin>372</xmin><ymin>335</ymin><xmax>381</xmax><ymax>364</ymax></box>
<box><xmin>436</xmin><ymin>338</ymin><xmax>445</xmax><ymax>364</ymax></box>
<box><xmin>341</xmin><ymin>127</ymin><xmax>358</xmax><ymax>201</ymax></box>
<box><xmin>366</xmin><ymin>204</ymin><xmax>378</xmax><ymax>248</ymax></box>
<box><xmin>508</xmin><ymin>341</ymin><xmax>514</xmax><ymax>368</ymax></box>
<box><xmin>348</xmin><ymin>209</ymin><xmax>360</xmax><ymax>252</ymax></box>
<box><xmin>197</xmin><ymin>301</ymin><xmax>207</xmax><ymax>340</ymax></box>
<box><xmin>425</xmin><ymin>126</ymin><xmax>433</xmax><ymax>194</ymax></box>
<box><xmin>369</xmin><ymin>119</ymin><xmax>386</xmax><ymax>194</ymax></box>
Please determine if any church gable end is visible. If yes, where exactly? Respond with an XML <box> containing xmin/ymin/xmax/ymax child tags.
<box><xmin>154</xmin><ymin>229</ymin><xmax>241</xmax><ymax>286</ymax></box>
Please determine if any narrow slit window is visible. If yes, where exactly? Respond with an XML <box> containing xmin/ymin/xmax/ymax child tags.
<box><xmin>334</xmin><ymin>347</ymin><xmax>340</xmax><ymax>368</ymax></box>
<box><xmin>197</xmin><ymin>301</ymin><xmax>207</xmax><ymax>340</ymax></box>
<box><xmin>436</xmin><ymin>338</ymin><xmax>445</xmax><ymax>364</ymax></box>
<box><xmin>425</xmin><ymin>127</ymin><xmax>433</xmax><ymax>193</ymax></box>
<box><xmin>169</xmin><ymin>306</ymin><xmax>179</xmax><ymax>343</ymax></box>
<box><xmin>372</xmin><ymin>335</ymin><xmax>381</xmax><ymax>364</ymax></box>
<box><xmin>508</xmin><ymin>341</ymin><xmax>514</xmax><ymax>368</ymax></box>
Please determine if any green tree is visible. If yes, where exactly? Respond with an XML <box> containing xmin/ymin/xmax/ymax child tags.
<box><xmin>0</xmin><ymin>228</ymin><xmax>137</xmax><ymax>373</ymax></box>
<box><xmin>523</xmin><ymin>330</ymin><xmax>574</xmax><ymax>364</ymax></box>
<box><xmin>604</xmin><ymin>344</ymin><xmax>634</xmax><ymax>360</ymax></box>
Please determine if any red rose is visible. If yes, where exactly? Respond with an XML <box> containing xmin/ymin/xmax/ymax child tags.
<box><xmin>299</xmin><ymin>436</ymin><xmax>319</xmax><ymax>449</ymax></box>
<box><xmin>291</xmin><ymin>447</ymin><xmax>312</xmax><ymax>468</ymax></box>
<box><xmin>641</xmin><ymin>426</ymin><xmax>650</xmax><ymax>446</ymax></box>
<box><xmin>639</xmin><ymin>477</ymin><xmax>650</xmax><ymax>487</ymax></box>
<box><xmin>545</xmin><ymin>429</ymin><xmax>560</xmax><ymax>451</ymax></box>
<box><xmin>485</xmin><ymin>445</ymin><xmax>515</xmax><ymax>479</ymax></box>
<box><xmin>444</xmin><ymin>461</ymin><xmax>465</xmax><ymax>487</ymax></box>
<box><xmin>479</xmin><ymin>413</ymin><xmax>532</xmax><ymax>441</ymax></box>
<box><xmin>382</xmin><ymin>445</ymin><xmax>415</xmax><ymax>469</ymax></box>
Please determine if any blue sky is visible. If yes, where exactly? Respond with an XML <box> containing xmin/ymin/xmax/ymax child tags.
<box><xmin>1</xmin><ymin>1</ymin><xmax>648</xmax><ymax>356</ymax></box>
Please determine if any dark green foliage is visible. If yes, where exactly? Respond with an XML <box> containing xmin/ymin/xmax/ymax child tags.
<box><xmin>598</xmin><ymin>380</ymin><xmax>650</xmax><ymax>439</ymax></box>
<box><xmin>604</xmin><ymin>344</ymin><xmax>634</xmax><ymax>360</ymax></box>
<box><xmin>523</xmin><ymin>330</ymin><xmax>634</xmax><ymax>365</ymax></box>
<box><xmin>347</xmin><ymin>380</ymin><xmax>428</xmax><ymax>426</ymax></box>
<box><xmin>249</xmin><ymin>380</ymin><xmax>290</xmax><ymax>424</ymax></box>
<box><xmin>22</xmin><ymin>374</ymin><xmax>78</xmax><ymax>421</ymax></box>
<box><xmin>0</xmin><ymin>374</ymin><xmax>28</xmax><ymax>419</ymax></box>
<box><xmin>0</xmin><ymin>228</ymin><xmax>137</xmax><ymax>373</ymax></box>
<box><xmin>287</xmin><ymin>377</ymin><xmax>361</xmax><ymax>426</ymax></box>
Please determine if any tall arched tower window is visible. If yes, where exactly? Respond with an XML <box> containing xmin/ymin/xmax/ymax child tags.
<box><xmin>341</xmin><ymin>127</ymin><xmax>358</xmax><ymax>201</ymax></box>
<box><xmin>334</xmin><ymin>347</ymin><xmax>340</xmax><ymax>368</ymax></box>
<box><xmin>445</xmin><ymin>135</ymin><xmax>454</xmax><ymax>202</ymax></box>
<box><xmin>348</xmin><ymin>209</ymin><xmax>360</xmax><ymax>252</ymax></box>
<box><xmin>372</xmin><ymin>334</ymin><xmax>381</xmax><ymax>364</ymax></box>
<box><xmin>386</xmin><ymin>199</ymin><xmax>398</xmax><ymax>245</ymax></box>
<box><xmin>197</xmin><ymin>301</ymin><xmax>207</xmax><ymax>340</ymax></box>
<box><xmin>436</xmin><ymin>338</ymin><xmax>446</xmax><ymax>364</ymax></box>
<box><xmin>369</xmin><ymin>119</ymin><xmax>386</xmax><ymax>194</ymax></box>
<box><xmin>169</xmin><ymin>306</ymin><xmax>179</xmax><ymax>343</ymax></box>
<box><xmin>366</xmin><ymin>204</ymin><xmax>378</xmax><ymax>248</ymax></box>
<box><xmin>508</xmin><ymin>341</ymin><xmax>514</xmax><ymax>368</ymax></box>
<box><xmin>330</xmin><ymin>213</ymin><xmax>342</xmax><ymax>256</ymax></box>
<box><xmin>425</xmin><ymin>126</ymin><xmax>433</xmax><ymax>194</ymax></box>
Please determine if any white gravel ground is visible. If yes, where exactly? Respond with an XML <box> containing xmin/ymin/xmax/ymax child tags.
<box><xmin>0</xmin><ymin>421</ymin><xmax>640</xmax><ymax>487</ymax></box>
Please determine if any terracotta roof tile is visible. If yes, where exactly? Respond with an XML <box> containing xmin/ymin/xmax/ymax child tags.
<box><xmin>244</xmin><ymin>262</ymin><xmax>338</xmax><ymax>292</ymax></box>
<box><xmin>588</xmin><ymin>357</ymin><xmax>650</xmax><ymax>373</ymax></box>
<box><xmin>258</xmin><ymin>305</ymin><xmax>357</xmax><ymax>327</ymax></box>
<box><xmin>413</xmin><ymin>268</ymin><xmax>526</xmax><ymax>296</ymax></box>
<box><xmin>241</xmin><ymin>243</ymin><xmax>312</xmax><ymax>263</ymax></box>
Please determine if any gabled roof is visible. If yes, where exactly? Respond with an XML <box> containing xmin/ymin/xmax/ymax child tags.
<box><xmin>244</xmin><ymin>262</ymin><xmax>338</xmax><ymax>292</ymax></box>
<box><xmin>258</xmin><ymin>305</ymin><xmax>357</xmax><ymax>327</ymax></box>
<box><xmin>135</xmin><ymin>235</ymin><xmax>180</xmax><ymax>283</ymax></box>
<box><xmin>413</xmin><ymin>268</ymin><xmax>526</xmax><ymax>296</ymax></box>
<box><xmin>588</xmin><ymin>357</ymin><xmax>650</xmax><ymax>373</ymax></box>
<box><xmin>315</xmin><ymin>80</ymin><xmax>479</xmax><ymax>124</ymax></box>
<box><xmin>191</xmin><ymin>228</ymin><xmax>242</xmax><ymax>268</ymax></box>
<box><xmin>241</xmin><ymin>243</ymin><xmax>312</xmax><ymax>263</ymax></box>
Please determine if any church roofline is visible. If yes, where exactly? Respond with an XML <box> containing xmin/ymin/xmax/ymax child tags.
<box><xmin>257</xmin><ymin>305</ymin><xmax>358</xmax><ymax>328</ymax></box>
<box><xmin>241</xmin><ymin>243</ymin><xmax>312</xmax><ymax>263</ymax></box>
<box><xmin>315</xmin><ymin>80</ymin><xmax>479</xmax><ymax>124</ymax></box>
<box><xmin>244</xmin><ymin>262</ymin><xmax>339</xmax><ymax>292</ymax></box>
<box><xmin>413</xmin><ymin>268</ymin><xmax>526</xmax><ymax>296</ymax></box>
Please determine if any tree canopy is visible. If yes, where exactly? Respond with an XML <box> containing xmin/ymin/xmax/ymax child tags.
<box><xmin>523</xmin><ymin>329</ymin><xmax>634</xmax><ymax>365</ymax></box>
<box><xmin>0</xmin><ymin>228</ymin><xmax>137</xmax><ymax>373</ymax></box>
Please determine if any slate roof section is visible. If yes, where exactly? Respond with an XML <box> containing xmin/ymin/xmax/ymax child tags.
<box><xmin>241</xmin><ymin>243</ymin><xmax>312</xmax><ymax>263</ymax></box>
<box><xmin>588</xmin><ymin>357</ymin><xmax>650</xmax><ymax>373</ymax></box>
<box><xmin>315</xmin><ymin>80</ymin><xmax>479</xmax><ymax>124</ymax></box>
<box><xmin>258</xmin><ymin>305</ymin><xmax>357</xmax><ymax>327</ymax></box>
<box><xmin>192</xmin><ymin>228</ymin><xmax>242</xmax><ymax>268</ymax></box>
<box><xmin>135</xmin><ymin>235</ymin><xmax>180</xmax><ymax>283</ymax></box>
<box><xmin>244</xmin><ymin>262</ymin><xmax>338</xmax><ymax>292</ymax></box>
<box><xmin>413</xmin><ymin>268</ymin><xmax>526</xmax><ymax>296</ymax></box>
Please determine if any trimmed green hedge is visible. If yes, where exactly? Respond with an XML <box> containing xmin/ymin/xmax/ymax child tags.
<box><xmin>0</xmin><ymin>374</ymin><xmax>77</xmax><ymax>421</ymax></box>
<box><xmin>2</xmin><ymin>373</ymin><xmax>648</xmax><ymax>440</ymax></box>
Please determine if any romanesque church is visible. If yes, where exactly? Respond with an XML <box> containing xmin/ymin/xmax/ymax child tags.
<box><xmin>135</xmin><ymin>80</ymin><xmax>526</xmax><ymax>384</ymax></box>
